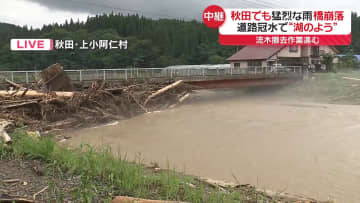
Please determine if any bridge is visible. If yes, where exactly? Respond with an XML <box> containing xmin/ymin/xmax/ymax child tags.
<box><xmin>0</xmin><ymin>66</ymin><xmax>304</xmax><ymax>89</ymax></box>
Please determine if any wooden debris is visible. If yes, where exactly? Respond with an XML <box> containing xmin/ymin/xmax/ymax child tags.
<box><xmin>106</xmin><ymin>88</ymin><xmax>124</xmax><ymax>94</ymax></box>
<box><xmin>144</xmin><ymin>80</ymin><xmax>183</xmax><ymax>106</ymax></box>
<box><xmin>20</xmin><ymin>88</ymin><xmax>29</xmax><ymax>97</ymax></box>
<box><xmin>1</xmin><ymin>100</ymin><xmax>38</xmax><ymax>109</ymax></box>
<box><xmin>2</xmin><ymin>179</ymin><xmax>21</xmax><ymax>183</ymax></box>
<box><xmin>129</xmin><ymin>93</ymin><xmax>148</xmax><ymax>113</ymax></box>
<box><xmin>0</xmin><ymin>188</ymin><xmax>8</xmax><ymax>193</ymax></box>
<box><xmin>200</xmin><ymin>178</ymin><xmax>227</xmax><ymax>192</ymax></box>
<box><xmin>39</xmin><ymin>63</ymin><xmax>73</xmax><ymax>91</ymax></box>
<box><xmin>32</xmin><ymin>186</ymin><xmax>48</xmax><ymax>200</ymax></box>
<box><xmin>0</xmin><ymin>197</ymin><xmax>34</xmax><ymax>203</ymax></box>
<box><xmin>0</xmin><ymin>90</ymin><xmax>74</xmax><ymax>98</ymax></box>
<box><xmin>0</xmin><ymin>130</ymin><xmax>11</xmax><ymax>144</ymax></box>
<box><xmin>169</xmin><ymin>93</ymin><xmax>191</xmax><ymax>108</ymax></box>
<box><xmin>178</xmin><ymin>93</ymin><xmax>190</xmax><ymax>103</ymax></box>
<box><xmin>112</xmin><ymin>196</ymin><xmax>188</xmax><ymax>203</ymax></box>
<box><xmin>4</xmin><ymin>79</ymin><xmax>24</xmax><ymax>89</ymax></box>
<box><xmin>10</xmin><ymin>88</ymin><xmax>20</xmax><ymax>97</ymax></box>
<box><xmin>0</xmin><ymin>120</ymin><xmax>13</xmax><ymax>144</ymax></box>
<box><xmin>0</xmin><ymin>79</ymin><xmax>192</xmax><ymax>133</ymax></box>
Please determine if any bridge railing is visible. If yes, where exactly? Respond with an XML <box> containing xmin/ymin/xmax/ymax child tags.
<box><xmin>0</xmin><ymin>66</ymin><xmax>303</xmax><ymax>84</ymax></box>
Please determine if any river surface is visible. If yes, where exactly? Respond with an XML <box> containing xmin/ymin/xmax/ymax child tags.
<box><xmin>66</xmin><ymin>89</ymin><xmax>360</xmax><ymax>202</ymax></box>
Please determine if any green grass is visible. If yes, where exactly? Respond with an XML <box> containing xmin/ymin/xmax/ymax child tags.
<box><xmin>278</xmin><ymin>71</ymin><xmax>360</xmax><ymax>104</ymax></box>
<box><xmin>0</xmin><ymin>129</ymin><xmax>272</xmax><ymax>203</ymax></box>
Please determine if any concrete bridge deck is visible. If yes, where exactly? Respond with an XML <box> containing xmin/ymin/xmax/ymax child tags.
<box><xmin>0</xmin><ymin>66</ymin><xmax>304</xmax><ymax>88</ymax></box>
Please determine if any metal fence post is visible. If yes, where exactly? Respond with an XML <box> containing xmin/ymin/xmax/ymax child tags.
<box><xmin>79</xmin><ymin>70</ymin><xmax>82</xmax><ymax>82</ymax></box>
<box><xmin>11</xmin><ymin>72</ymin><xmax>14</xmax><ymax>82</ymax></box>
<box><xmin>26</xmin><ymin>72</ymin><xmax>29</xmax><ymax>84</ymax></box>
<box><xmin>103</xmin><ymin>70</ymin><xmax>106</xmax><ymax>80</ymax></box>
<box><xmin>125</xmin><ymin>69</ymin><xmax>128</xmax><ymax>80</ymax></box>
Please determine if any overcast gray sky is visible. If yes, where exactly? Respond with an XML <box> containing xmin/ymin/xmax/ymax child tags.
<box><xmin>0</xmin><ymin>0</ymin><xmax>357</xmax><ymax>28</ymax></box>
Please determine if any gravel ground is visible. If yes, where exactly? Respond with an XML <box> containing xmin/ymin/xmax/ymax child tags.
<box><xmin>0</xmin><ymin>159</ymin><xmax>79</xmax><ymax>202</ymax></box>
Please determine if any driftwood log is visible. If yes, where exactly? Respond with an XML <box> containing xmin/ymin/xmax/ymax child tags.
<box><xmin>144</xmin><ymin>80</ymin><xmax>183</xmax><ymax>106</ymax></box>
<box><xmin>0</xmin><ymin>90</ymin><xmax>74</xmax><ymax>98</ymax></box>
<box><xmin>179</xmin><ymin>93</ymin><xmax>190</xmax><ymax>103</ymax></box>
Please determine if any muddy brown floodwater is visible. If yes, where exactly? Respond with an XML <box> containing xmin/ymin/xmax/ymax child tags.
<box><xmin>65</xmin><ymin>89</ymin><xmax>360</xmax><ymax>202</ymax></box>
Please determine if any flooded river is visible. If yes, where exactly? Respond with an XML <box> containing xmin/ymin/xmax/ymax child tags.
<box><xmin>66</xmin><ymin>89</ymin><xmax>360</xmax><ymax>202</ymax></box>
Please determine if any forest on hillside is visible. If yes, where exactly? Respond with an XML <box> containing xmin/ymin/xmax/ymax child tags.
<box><xmin>0</xmin><ymin>14</ymin><xmax>237</xmax><ymax>70</ymax></box>
<box><xmin>0</xmin><ymin>12</ymin><xmax>359</xmax><ymax>71</ymax></box>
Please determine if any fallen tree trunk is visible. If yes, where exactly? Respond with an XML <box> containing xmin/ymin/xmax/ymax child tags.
<box><xmin>144</xmin><ymin>80</ymin><xmax>183</xmax><ymax>106</ymax></box>
<box><xmin>0</xmin><ymin>90</ymin><xmax>74</xmax><ymax>98</ymax></box>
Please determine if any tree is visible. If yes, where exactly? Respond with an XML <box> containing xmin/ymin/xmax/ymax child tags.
<box><xmin>322</xmin><ymin>53</ymin><xmax>334</xmax><ymax>72</ymax></box>
<box><xmin>0</xmin><ymin>14</ymin><xmax>233</xmax><ymax>70</ymax></box>
<box><xmin>340</xmin><ymin>52</ymin><xmax>358</xmax><ymax>69</ymax></box>
<box><xmin>208</xmin><ymin>55</ymin><xmax>226</xmax><ymax>64</ymax></box>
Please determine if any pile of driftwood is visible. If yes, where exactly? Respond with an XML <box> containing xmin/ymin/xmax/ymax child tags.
<box><xmin>0</xmin><ymin>64</ymin><xmax>193</xmax><ymax>141</ymax></box>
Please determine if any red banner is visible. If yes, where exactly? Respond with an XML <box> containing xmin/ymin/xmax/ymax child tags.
<box><xmin>219</xmin><ymin>34</ymin><xmax>352</xmax><ymax>46</ymax></box>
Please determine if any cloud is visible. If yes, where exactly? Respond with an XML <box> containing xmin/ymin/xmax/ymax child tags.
<box><xmin>0</xmin><ymin>0</ymin><xmax>89</xmax><ymax>28</ymax></box>
<box><xmin>22</xmin><ymin>0</ymin><xmax>288</xmax><ymax>20</ymax></box>
<box><xmin>0</xmin><ymin>0</ymin><xmax>358</xmax><ymax>28</ymax></box>
<box><xmin>22</xmin><ymin>0</ymin><xmax>207</xmax><ymax>20</ymax></box>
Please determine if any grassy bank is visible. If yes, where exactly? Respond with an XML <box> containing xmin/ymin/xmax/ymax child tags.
<box><xmin>277</xmin><ymin>71</ymin><xmax>360</xmax><ymax>104</ymax></box>
<box><xmin>0</xmin><ymin>129</ymin><xmax>275</xmax><ymax>202</ymax></box>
